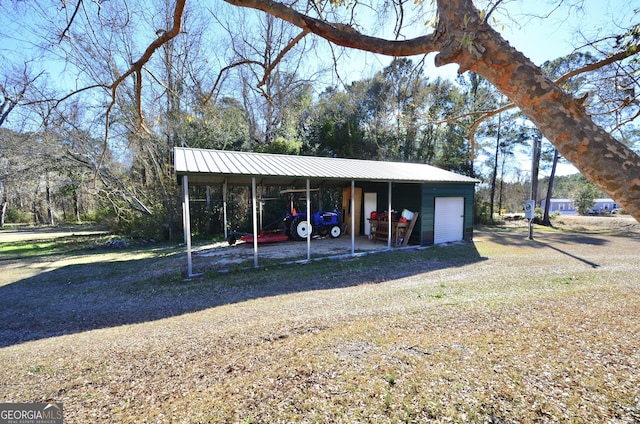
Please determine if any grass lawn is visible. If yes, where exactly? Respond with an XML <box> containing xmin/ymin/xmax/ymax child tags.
<box><xmin>0</xmin><ymin>225</ymin><xmax>639</xmax><ymax>423</ymax></box>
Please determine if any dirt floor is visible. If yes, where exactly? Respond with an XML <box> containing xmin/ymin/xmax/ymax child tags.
<box><xmin>192</xmin><ymin>234</ymin><xmax>393</xmax><ymax>269</ymax></box>
<box><xmin>191</xmin><ymin>214</ymin><xmax>640</xmax><ymax>270</ymax></box>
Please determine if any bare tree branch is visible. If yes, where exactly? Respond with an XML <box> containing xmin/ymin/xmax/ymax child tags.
<box><xmin>105</xmin><ymin>0</ymin><xmax>186</xmax><ymax>130</ymax></box>
<box><xmin>59</xmin><ymin>0</ymin><xmax>84</xmax><ymax>42</ymax></box>
<box><xmin>201</xmin><ymin>59</ymin><xmax>263</xmax><ymax>105</ymax></box>
<box><xmin>555</xmin><ymin>48</ymin><xmax>640</xmax><ymax>86</ymax></box>
<box><xmin>223</xmin><ymin>0</ymin><xmax>442</xmax><ymax>56</ymax></box>
<box><xmin>66</xmin><ymin>149</ymin><xmax>152</xmax><ymax>215</ymax></box>
<box><xmin>483</xmin><ymin>0</ymin><xmax>505</xmax><ymax>22</ymax></box>
<box><xmin>0</xmin><ymin>68</ymin><xmax>45</xmax><ymax>127</ymax></box>
<box><xmin>258</xmin><ymin>29</ymin><xmax>309</xmax><ymax>88</ymax></box>
<box><xmin>89</xmin><ymin>0</ymin><xmax>186</xmax><ymax>188</ymax></box>
<box><xmin>432</xmin><ymin>45</ymin><xmax>640</xmax><ymax>159</ymax></box>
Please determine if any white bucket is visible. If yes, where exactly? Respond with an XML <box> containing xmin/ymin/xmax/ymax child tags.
<box><xmin>401</xmin><ymin>209</ymin><xmax>414</xmax><ymax>220</ymax></box>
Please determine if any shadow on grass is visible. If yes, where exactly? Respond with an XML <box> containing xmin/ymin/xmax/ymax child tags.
<box><xmin>0</xmin><ymin>234</ymin><xmax>118</xmax><ymax>259</ymax></box>
<box><xmin>478</xmin><ymin>227</ymin><xmax>608</xmax><ymax>268</ymax></box>
<box><xmin>0</xmin><ymin>242</ymin><xmax>485</xmax><ymax>348</ymax></box>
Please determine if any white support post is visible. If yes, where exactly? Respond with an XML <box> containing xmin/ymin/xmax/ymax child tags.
<box><xmin>306</xmin><ymin>179</ymin><xmax>311</xmax><ymax>262</ymax></box>
<box><xmin>351</xmin><ymin>180</ymin><xmax>355</xmax><ymax>255</ymax></box>
<box><xmin>182</xmin><ymin>201</ymin><xmax>187</xmax><ymax>246</ymax></box>
<box><xmin>252</xmin><ymin>177</ymin><xmax>259</xmax><ymax>268</ymax></box>
<box><xmin>387</xmin><ymin>182</ymin><xmax>392</xmax><ymax>249</ymax></box>
<box><xmin>259</xmin><ymin>184</ymin><xmax>264</xmax><ymax>231</ymax></box>
<box><xmin>182</xmin><ymin>175</ymin><xmax>193</xmax><ymax>277</ymax></box>
<box><xmin>223</xmin><ymin>179</ymin><xmax>228</xmax><ymax>240</ymax></box>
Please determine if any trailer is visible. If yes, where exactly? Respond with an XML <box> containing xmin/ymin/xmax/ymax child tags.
<box><xmin>231</xmin><ymin>231</ymin><xmax>290</xmax><ymax>245</ymax></box>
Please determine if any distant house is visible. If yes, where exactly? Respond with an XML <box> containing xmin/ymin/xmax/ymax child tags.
<box><xmin>545</xmin><ymin>198</ymin><xmax>576</xmax><ymax>214</ymax></box>
<box><xmin>591</xmin><ymin>198</ymin><xmax>619</xmax><ymax>213</ymax></box>
<box><xmin>543</xmin><ymin>198</ymin><xmax>618</xmax><ymax>214</ymax></box>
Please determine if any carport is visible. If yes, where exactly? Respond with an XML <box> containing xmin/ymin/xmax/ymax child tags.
<box><xmin>174</xmin><ymin>147</ymin><xmax>478</xmax><ymax>277</ymax></box>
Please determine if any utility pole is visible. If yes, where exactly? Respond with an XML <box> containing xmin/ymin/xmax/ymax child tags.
<box><xmin>528</xmin><ymin>131</ymin><xmax>542</xmax><ymax>240</ymax></box>
<box><xmin>530</xmin><ymin>131</ymin><xmax>542</xmax><ymax>205</ymax></box>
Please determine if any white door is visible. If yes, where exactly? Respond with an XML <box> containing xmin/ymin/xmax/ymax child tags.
<box><xmin>434</xmin><ymin>197</ymin><xmax>464</xmax><ymax>244</ymax></box>
<box><xmin>363</xmin><ymin>192</ymin><xmax>377</xmax><ymax>236</ymax></box>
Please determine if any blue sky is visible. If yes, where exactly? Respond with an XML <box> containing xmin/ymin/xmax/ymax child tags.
<box><xmin>328</xmin><ymin>0</ymin><xmax>637</xmax><ymax>80</ymax></box>
<box><xmin>3</xmin><ymin>1</ymin><xmax>635</xmax><ymax>86</ymax></box>
<box><xmin>499</xmin><ymin>0</ymin><xmax>638</xmax><ymax>176</ymax></box>
<box><xmin>3</xmin><ymin>1</ymin><xmax>634</xmax><ymax>96</ymax></box>
<box><xmin>2</xmin><ymin>0</ymin><xmax>637</xmax><ymax>177</ymax></box>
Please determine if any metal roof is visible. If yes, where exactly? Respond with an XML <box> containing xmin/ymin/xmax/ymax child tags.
<box><xmin>174</xmin><ymin>147</ymin><xmax>479</xmax><ymax>186</ymax></box>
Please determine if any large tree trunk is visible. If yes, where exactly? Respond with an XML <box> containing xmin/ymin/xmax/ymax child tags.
<box><xmin>73</xmin><ymin>188</ymin><xmax>80</xmax><ymax>223</ymax></box>
<box><xmin>45</xmin><ymin>172</ymin><xmax>54</xmax><ymax>226</ymax></box>
<box><xmin>489</xmin><ymin>112</ymin><xmax>501</xmax><ymax>223</ymax></box>
<box><xmin>434</xmin><ymin>0</ymin><xmax>640</xmax><ymax>221</ymax></box>
<box><xmin>224</xmin><ymin>0</ymin><xmax>640</xmax><ymax>222</ymax></box>
<box><xmin>0</xmin><ymin>197</ymin><xmax>6</xmax><ymax>228</ymax></box>
<box><xmin>32</xmin><ymin>187</ymin><xmax>39</xmax><ymax>226</ymax></box>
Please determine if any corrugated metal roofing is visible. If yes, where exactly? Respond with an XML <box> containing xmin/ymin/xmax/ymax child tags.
<box><xmin>174</xmin><ymin>147</ymin><xmax>478</xmax><ymax>186</ymax></box>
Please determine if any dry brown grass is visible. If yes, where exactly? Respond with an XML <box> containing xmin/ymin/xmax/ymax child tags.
<box><xmin>1</xmin><ymin>223</ymin><xmax>639</xmax><ymax>423</ymax></box>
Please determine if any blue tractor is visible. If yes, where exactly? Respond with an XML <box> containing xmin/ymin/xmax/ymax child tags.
<box><xmin>283</xmin><ymin>210</ymin><xmax>343</xmax><ymax>241</ymax></box>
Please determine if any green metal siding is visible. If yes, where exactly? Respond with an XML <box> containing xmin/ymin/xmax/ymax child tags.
<box><xmin>357</xmin><ymin>182</ymin><xmax>423</xmax><ymax>243</ymax></box>
<box><xmin>355</xmin><ymin>181</ymin><xmax>475</xmax><ymax>245</ymax></box>
<box><xmin>389</xmin><ymin>184</ymin><xmax>422</xmax><ymax>244</ymax></box>
<box><xmin>358</xmin><ymin>182</ymin><xmax>421</xmax><ymax>212</ymax></box>
<box><xmin>421</xmin><ymin>183</ymin><xmax>475</xmax><ymax>245</ymax></box>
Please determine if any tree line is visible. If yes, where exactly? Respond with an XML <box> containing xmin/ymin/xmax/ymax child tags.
<box><xmin>1</xmin><ymin>57</ymin><xmax>625</xmax><ymax>237</ymax></box>
<box><xmin>0</xmin><ymin>57</ymin><xmax>490</xmax><ymax>236</ymax></box>
<box><xmin>0</xmin><ymin>1</ymin><xmax>638</xmax><ymax>236</ymax></box>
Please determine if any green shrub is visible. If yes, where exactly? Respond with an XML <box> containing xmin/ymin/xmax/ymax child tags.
<box><xmin>474</xmin><ymin>200</ymin><xmax>492</xmax><ymax>225</ymax></box>
<box><xmin>4</xmin><ymin>208</ymin><xmax>31</xmax><ymax>224</ymax></box>
<box><xmin>572</xmin><ymin>183</ymin><xmax>600</xmax><ymax>215</ymax></box>
<box><xmin>534</xmin><ymin>207</ymin><xmax>543</xmax><ymax>219</ymax></box>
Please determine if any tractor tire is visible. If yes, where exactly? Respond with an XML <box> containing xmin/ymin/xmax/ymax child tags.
<box><xmin>330</xmin><ymin>225</ymin><xmax>342</xmax><ymax>238</ymax></box>
<box><xmin>281</xmin><ymin>219</ymin><xmax>291</xmax><ymax>237</ymax></box>
<box><xmin>291</xmin><ymin>217</ymin><xmax>312</xmax><ymax>240</ymax></box>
